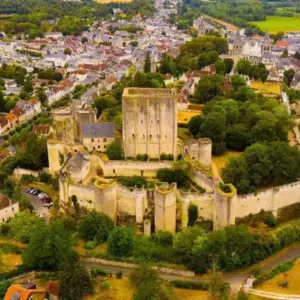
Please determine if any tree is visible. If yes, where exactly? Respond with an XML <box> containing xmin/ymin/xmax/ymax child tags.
<box><xmin>157</xmin><ymin>168</ymin><xmax>187</xmax><ymax>187</ymax></box>
<box><xmin>53</xmin><ymin>72</ymin><xmax>63</xmax><ymax>82</ymax></box>
<box><xmin>188</xmin><ymin>204</ymin><xmax>198</xmax><ymax>226</ymax></box>
<box><xmin>106</xmin><ymin>141</ymin><xmax>123</xmax><ymax>160</ymax></box>
<box><xmin>59</xmin><ymin>262</ymin><xmax>93</xmax><ymax>300</ymax></box>
<box><xmin>283</xmin><ymin>69</ymin><xmax>295</xmax><ymax>87</ymax></box>
<box><xmin>223</xmin><ymin>58</ymin><xmax>234</xmax><ymax>74</ymax></box>
<box><xmin>23</xmin><ymin>80</ymin><xmax>33</xmax><ymax>93</ymax></box>
<box><xmin>81</xmin><ymin>37</ymin><xmax>88</xmax><ymax>43</ymax></box>
<box><xmin>194</xmin><ymin>74</ymin><xmax>224</xmax><ymax>103</ymax></box>
<box><xmin>129</xmin><ymin>264</ymin><xmax>173</xmax><ymax>300</ymax></box>
<box><xmin>0</xmin><ymin>91</ymin><xmax>5</xmax><ymax>112</ymax></box>
<box><xmin>144</xmin><ymin>51</ymin><xmax>151</xmax><ymax>73</ymax></box>
<box><xmin>231</xmin><ymin>74</ymin><xmax>246</xmax><ymax>91</ymax></box>
<box><xmin>226</xmin><ymin>124</ymin><xmax>249</xmax><ymax>151</ymax></box>
<box><xmin>188</xmin><ymin>115</ymin><xmax>203</xmax><ymax>137</ymax></box>
<box><xmin>79</xmin><ymin>210</ymin><xmax>114</xmax><ymax>243</ymax></box>
<box><xmin>19</xmin><ymin>90</ymin><xmax>29</xmax><ymax>100</ymax></box>
<box><xmin>107</xmin><ymin>227</ymin><xmax>134</xmax><ymax>257</ymax></box>
<box><xmin>214</xmin><ymin>60</ymin><xmax>226</xmax><ymax>75</ymax></box>
<box><xmin>8</xmin><ymin>211</ymin><xmax>45</xmax><ymax>243</ymax></box>
<box><xmin>236</xmin><ymin>59</ymin><xmax>252</xmax><ymax>76</ymax></box>
<box><xmin>92</xmin><ymin>96</ymin><xmax>117</xmax><ymax>118</ymax></box>
<box><xmin>173</xmin><ymin>226</ymin><xmax>205</xmax><ymax>263</ymax></box>
<box><xmin>63</xmin><ymin>48</ymin><xmax>72</xmax><ymax>55</ymax></box>
<box><xmin>22</xmin><ymin>221</ymin><xmax>75</xmax><ymax>270</ymax></box>
<box><xmin>38</xmin><ymin>89</ymin><xmax>47</xmax><ymax>104</ymax></box>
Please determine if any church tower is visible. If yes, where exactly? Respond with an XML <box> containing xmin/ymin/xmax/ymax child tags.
<box><xmin>261</xmin><ymin>31</ymin><xmax>271</xmax><ymax>55</ymax></box>
<box><xmin>232</xmin><ymin>31</ymin><xmax>243</xmax><ymax>60</ymax></box>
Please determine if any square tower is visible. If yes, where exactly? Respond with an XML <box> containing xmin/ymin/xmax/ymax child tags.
<box><xmin>122</xmin><ymin>88</ymin><xmax>177</xmax><ymax>159</ymax></box>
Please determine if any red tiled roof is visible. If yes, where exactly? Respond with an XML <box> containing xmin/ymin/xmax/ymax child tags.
<box><xmin>276</xmin><ymin>41</ymin><xmax>290</xmax><ymax>47</ymax></box>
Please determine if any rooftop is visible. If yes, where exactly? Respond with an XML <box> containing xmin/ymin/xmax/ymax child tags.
<box><xmin>123</xmin><ymin>87</ymin><xmax>176</xmax><ymax>97</ymax></box>
<box><xmin>82</xmin><ymin>122</ymin><xmax>115</xmax><ymax>138</ymax></box>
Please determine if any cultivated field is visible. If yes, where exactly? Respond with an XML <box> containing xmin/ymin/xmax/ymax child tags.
<box><xmin>251</xmin><ymin>16</ymin><xmax>300</xmax><ymax>33</ymax></box>
<box><xmin>177</xmin><ymin>110</ymin><xmax>200</xmax><ymax>124</ymax></box>
<box><xmin>250</xmin><ymin>81</ymin><xmax>281</xmax><ymax>96</ymax></box>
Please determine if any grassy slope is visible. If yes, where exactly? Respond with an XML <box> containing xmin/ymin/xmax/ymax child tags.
<box><xmin>251</xmin><ymin>16</ymin><xmax>300</xmax><ymax>33</ymax></box>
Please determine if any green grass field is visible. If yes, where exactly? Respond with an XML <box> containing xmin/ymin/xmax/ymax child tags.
<box><xmin>251</xmin><ymin>16</ymin><xmax>300</xmax><ymax>33</ymax></box>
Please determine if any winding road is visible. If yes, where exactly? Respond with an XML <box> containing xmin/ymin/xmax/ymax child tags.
<box><xmin>82</xmin><ymin>244</ymin><xmax>300</xmax><ymax>292</ymax></box>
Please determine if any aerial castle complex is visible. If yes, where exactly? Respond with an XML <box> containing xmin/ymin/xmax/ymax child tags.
<box><xmin>48</xmin><ymin>88</ymin><xmax>300</xmax><ymax>234</ymax></box>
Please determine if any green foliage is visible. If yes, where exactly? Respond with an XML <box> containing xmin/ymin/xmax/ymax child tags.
<box><xmin>91</xmin><ymin>266</ymin><xmax>112</xmax><ymax>277</ymax></box>
<box><xmin>223</xmin><ymin>142</ymin><xmax>300</xmax><ymax>194</ymax></box>
<box><xmin>215</xmin><ymin>60</ymin><xmax>226</xmax><ymax>75</ymax></box>
<box><xmin>106</xmin><ymin>141</ymin><xmax>123</xmax><ymax>160</ymax></box>
<box><xmin>114</xmin><ymin>270</ymin><xmax>122</xmax><ymax>279</ymax></box>
<box><xmin>170</xmin><ymin>280</ymin><xmax>209</xmax><ymax>290</ymax></box>
<box><xmin>188</xmin><ymin>204</ymin><xmax>198</xmax><ymax>227</ymax></box>
<box><xmin>136</xmin><ymin>154</ymin><xmax>149</xmax><ymax>161</ymax></box>
<box><xmin>8</xmin><ymin>211</ymin><xmax>45</xmax><ymax>243</ymax></box>
<box><xmin>0</xmin><ymin>279</ymin><xmax>11</xmax><ymax>299</ymax></box>
<box><xmin>22</xmin><ymin>221</ymin><xmax>75</xmax><ymax>270</ymax></box>
<box><xmin>129</xmin><ymin>264</ymin><xmax>173</xmax><ymax>300</ymax></box>
<box><xmin>284</xmin><ymin>69</ymin><xmax>295</xmax><ymax>87</ymax></box>
<box><xmin>153</xmin><ymin>230</ymin><xmax>173</xmax><ymax>247</ymax></box>
<box><xmin>59</xmin><ymin>262</ymin><xmax>94</xmax><ymax>300</ymax></box>
<box><xmin>157</xmin><ymin>168</ymin><xmax>187</xmax><ymax>187</ymax></box>
<box><xmin>160</xmin><ymin>153</ymin><xmax>174</xmax><ymax>161</ymax></box>
<box><xmin>223</xmin><ymin>58</ymin><xmax>234</xmax><ymax>74</ymax></box>
<box><xmin>144</xmin><ymin>51</ymin><xmax>151</xmax><ymax>73</ymax></box>
<box><xmin>107</xmin><ymin>227</ymin><xmax>135</xmax><ymax>258</ymax></box>
<box><xmin>117</xmin><ymin>176</ymin><xmax>147</xmax><ymax>188</ymax></box>
<box><xmin>79</xmin><ymin>210</ymin><xmax>114</xmax><ymax>243</ymax></box>
<box><xmin>101</xmin><ymin>281</ymin><xmax>111</xmax><ymax>289</ymax></box>
<box><xmin>194</xmin><ymin>74</ymin><xmax>224</xmax><ymax>103</ymax></box>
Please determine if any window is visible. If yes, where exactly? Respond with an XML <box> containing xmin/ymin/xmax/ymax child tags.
<box><xmin>132</xmin><ymin>133</ymin><xmax>135</xmax><ymax>137</ymax></box>
<box><xmin>150</xmin><ymin>135</ymin><xmax>152</xmax><ymax>138</ymax></box>
<box><xmin>104</xmin><ymin>145</ymin><xmax>106</xmax><ymax>149</ymax></box>
<box><xmin>103</xmin><ymin>138</ymin><xmax>107</xmax><ymax>142</ymax></box>
<box><xmin>91</xmin><ymin>138</ymin><xmax>94</xmax><ymax>142</ymax></box>
<box><xmin>93</xmin><ymin>146</ymin><xmax>95</xmax><ymax>150</ymax></box>
<box><xmin>98</xmin><ymin>146</ymin><xmax>100</xmax><ymax>149</ymax></box>
<box><xmin>141</xmin><ymin>120</ymin><xmax>143</xmax><ymax>124</ymax></box>
<box><xmin>157</xmin><ymin>120</ymin><xmax>160</xmax><ymax>124</ymax></box>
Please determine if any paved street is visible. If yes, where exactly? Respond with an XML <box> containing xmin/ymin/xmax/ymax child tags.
<box><xmin>21</xmin><ymin>187</ymin><xmax>49</xmax><ymax>218</ymax></box>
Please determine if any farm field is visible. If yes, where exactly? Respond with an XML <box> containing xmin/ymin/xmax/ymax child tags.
<box><xmin>258</xmin><ymin>259</ymin><xmax>300</xmax><ymax>294</ymax></box>
<box><xmin>251</xmin><ymin>16</ymin><xmax>300</xmax><ymax>33</ymax></box>
<box><xmin>250</xmin><ymin>80</ymin><xmax>281</xmax><ymax>96</ymax></box>
<box><xmin>178</xmin><ymin>110</ymin><xmax>200</xmax><ymax>124</ymax></box>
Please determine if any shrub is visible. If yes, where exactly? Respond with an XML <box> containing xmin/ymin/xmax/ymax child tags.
<box><xmin>85</xmin><ymin>241</ymin><xmax>97</xmax><ymax>250</ymax></box>
<box><xmin>116</xmin><ymin>270</ymin><xmax>123</xmax><ymax>279</ymax></box>
<box><xmin>107</xmin><ymin>227</ymin><xmax>135</xmax><ymax>258</ymax></box>
<box><xmin>100</xmin><ymin>281</ymin><xmax>111</xmax><ymax>289</ymax></box>
<box><xmin>0</xmin><ymin>279</ymin><xmax>12</xmax><ymax>299</ymax></box>
<box><xmin>136</xmin><ymin>154</ymin><xmax>148</xmax><ymax>161</ymax></box>
<box><xmin>91</xmin><ymin>267</ymin><xmax>112</xmax><ymax>277</ymax></box>
<box><xmin>157</xmin><ymin>168</ymin><xmax>187</xmax><ymax>187</ymax></box>
<box><xmin>170</xmin><ymin>280</ymin><xmax>209</xmax><ymax>290</ymax></box>
<box><xmin>153</xmin><ymin>230</ymin><xmax>173</xmax><ymax>246</ymax></box>
<box><xmin>117</xmin><ymin>176</ymin><xmax>147</xmax><ymax>188</ymax></box>
<box><xmin>160</xmin><ymin>153</ymin><xmax>174</xmax><ymax>161</ymax></box>
<box><xmin>20</xmin><ymin>174</ymin><xmax>37</xmax><ymax>185</ymax></box>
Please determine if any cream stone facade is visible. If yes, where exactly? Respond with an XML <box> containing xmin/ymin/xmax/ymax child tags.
<box><xmin>83</xmin><ymin>137</ymin><xmax>115</xmax><ymax>152</ymax></box>
<box><xmin>122</xmin><ymin>88</ymin><xmax>177</xmax><ymax>159</ymax></box>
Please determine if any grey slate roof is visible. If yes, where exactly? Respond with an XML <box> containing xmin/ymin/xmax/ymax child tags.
<box><xmin>82</xmin><ymin>122</ymin><xmax>115</xmax><ymax>138</ymax></box>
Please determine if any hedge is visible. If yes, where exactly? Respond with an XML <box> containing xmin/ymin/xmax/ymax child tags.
<box><xmin>170</xmin><ymin>280</ymin><xmax>209</xmax><ymax>290</ymax></box>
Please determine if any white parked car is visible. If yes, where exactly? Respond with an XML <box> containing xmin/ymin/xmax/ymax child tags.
<box><xmin>38</xmin><ymin>193</ymin><xmax>48</xmax><ymax>199</ymax></box>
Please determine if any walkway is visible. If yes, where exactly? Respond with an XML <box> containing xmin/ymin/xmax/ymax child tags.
<box><xmin>248</xmin><ymin>289</ymin><xmax>300</xmax><ymax>300</ymax></box>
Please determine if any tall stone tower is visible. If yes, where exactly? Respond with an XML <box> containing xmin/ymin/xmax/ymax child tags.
<box><xmin>154</xmin><ymin>183</ymin><xmax>177</xmax><ymax>233</ymax></box>
<box><xmin>122</xmin><ymin>88</ymin><xmax>177</xmax><ymax>159</ymax></box>
<box><xmin>232</xmin><ymin>31</ymin><xmax>243</xmax><ymax>61</ymax></box>
<box><xmin>261</xmin><ymin>31</ymin><xmax>271</xmax><ymax>55</ymax></box>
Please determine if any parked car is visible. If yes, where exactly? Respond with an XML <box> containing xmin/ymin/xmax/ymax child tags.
<box><xmin>26</xmin><ymin>188</ymin><xmax>33</xmax><ymax>193</ymax></box>
<box><xmin>38</xmin><ymin>193</ymin><xmax>48</xmax><ymax>199</ymax></box>
<box><xmin>43</xmin><ymin>202</ymin><xmax>53</xmax><ymax>208</ymax></box>
<box><xmin>29</xmin><ymin>189</ymin><xmax>37</xmax><ymax>195</ymax></box>
<box><xmin>42</xmin><ymin>197</ymin><xmax>52</xmax><ymax>203</ymax></box>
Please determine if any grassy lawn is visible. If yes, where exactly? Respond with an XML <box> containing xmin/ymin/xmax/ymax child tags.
<box><xmin>84</xmin><ymin>277</ymin><xmax>210</xmax><ymax>300</ymax></box>
<box><xmin>178</xmin><ymin>127</ymin><xmax>192</xmax><ymax>141</ymax></box>
<box><xmin>251</xmin><ymin>16</ymin><xmax>300</xmax><ymax>33</ymax></box>
<box><xmin>258</xmin><ymin>259</ymin><xmax>300</xmax><ymax>294</ymax></box>
<box><xmin>0</xmin><ymin>254</ymin><xmax>22</xmax><ymax>272</ymax></box>
<box><xmin>250</xmin><ymin>81</ymin><xmax>281</xmax><ymax>96</ymax></box>
<box><xmin>28</xmin><ymin>182</ymin><xmax>58</xmax><ymax>199</ymax></box>
<box><xmin>178</xmin><ymin>111</ymin><xmax>200</xmax><ymax>124</ymax></box>
<box><xmin>212</xmin><ymin>151</ymin><xmax>242</xmax><ymax>178</ymax></box>
<box><xmin>76</xmin><ymin>240</ymin><xmax>107</xmax><ymax>257</ymax></box>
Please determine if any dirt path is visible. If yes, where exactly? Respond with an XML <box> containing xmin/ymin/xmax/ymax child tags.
<box><xmin>203</xmin><ymin>14</ymin><xmax>239</xmax><ymax>32</ymax></box>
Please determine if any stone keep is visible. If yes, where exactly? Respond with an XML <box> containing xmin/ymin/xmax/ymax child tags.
<box><xmin>122</xmin><ymin>88</ymin><xmax>177</xmax><ymax>159</ymax></box>
<box><xmin>184</xmin><ymin>138</ymin><xmax>212</xmax><ymax>167</ymax></box>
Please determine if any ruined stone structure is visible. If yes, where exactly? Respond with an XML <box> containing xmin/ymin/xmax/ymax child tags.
<box><xmin>184</xmin><ymin>138</ymin><xmax>212</xmax><ymax>168</ymax></box>
<box><xmin>122</xmin><ymin>88</ymin><xmax>177</xmax><ymax>159</ymax></box>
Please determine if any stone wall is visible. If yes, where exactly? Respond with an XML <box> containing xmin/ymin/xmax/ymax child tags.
<box><xmin>13</xmin><ymin>167</ymin><xmax>39</xmax><ymax>181</ymax></box>
<box><xmin>94</xmin><ymin>155</ymin><xmax>173</xmax><ymax>178</ymax></box>
<box><xmin>189</xmin><ymin>166</ymin><xmax>214</xmax><ymax>192</ymax></box>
